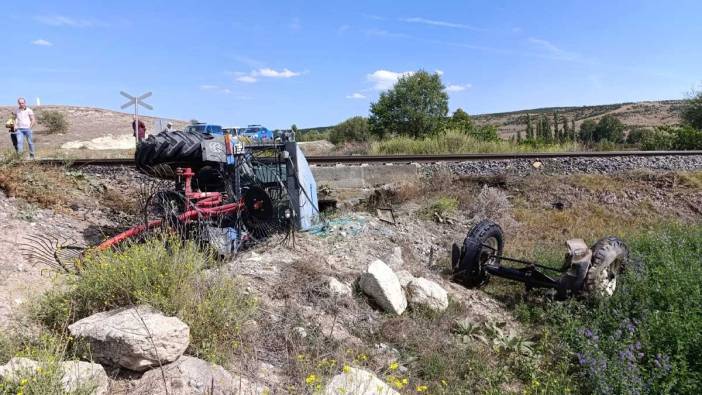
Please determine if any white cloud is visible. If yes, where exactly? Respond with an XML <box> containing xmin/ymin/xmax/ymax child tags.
<box><xmin>400</xmin><ymin>17</ymin><xmax>485</xmax><ymax>31</ymax></box>
<box><xmin>445</xmin><ymin>83</ymin><xmax>472</xmax><ymax>92</ymax></box>
<box><xmin>364</xmin><ymin>29</ymin><xmax>411</xmax><ymax>39</ymax></box>
<box><xmin>235</xmin><ymin>67</ymin><xmax>302</xmax><ymax>83</ymax></box>
<box><xmin>253</xmin><ymin>68</ymin><xmax>301</xmax><ymax>78</ymax></box>
<box><xmin>435</xmin><ymin>69</ymin><xmax>444</xmax><ymax>76</ymax></box>
<box><xmin>367</xmin><ymin>69</ymin><xmax>414</xmax><ymax>90</ymax></box>
<box><xmin>346</xmin><ymin>93</ymin><xmax>366</xmax><ymax>99</ymax></box>
<box><xmin>200</xmin><ymin>85</ymin><xmax>218</xmax><ymax>90</ymax></box>
<box><xmin>31</xmin><ymin>39</ymin><xmax>52</xmax><ymax>46</ymax></box>
<box><xmin>34</xmin><ymin>15</ymin><xmax>105</xmax><ymax>27</ymax></box>
<box><xmin>236</xmin><ymin>75</ymin><xmax>257</xmax><ymax>83</ymax></box>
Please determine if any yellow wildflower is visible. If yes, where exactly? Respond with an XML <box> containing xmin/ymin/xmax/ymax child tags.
<box><xmin>416</xmin><ymin>384</ymin><xmax>429</xmax><ymax>392</ymax></box>
<box><xmin>343</xmin><ymin>364</ymin><xmax>351</xmax><ymax>373</ymax></box>
<box><xmin>305</xmin><ymin>374</ymin><xmax>318</xmax><ymax>385</ymax></box>
<box><xmin>389</xmin><ymin>361</ymin><xmax>399</xmax><ymax>371</ymax></box>
<box><xmin>19</xmin><ymin>378</ymin><xmax>28</xmax><ymax>386</ymax></box>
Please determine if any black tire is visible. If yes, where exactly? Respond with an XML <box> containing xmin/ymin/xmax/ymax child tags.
<box><xmin>453</xmin><ymin>220</ymin><xmax>504</xmax><ymax>287</ymax></box>
<box><xmin>135</xmin><ymin>131</ymin><xmax>211</xmax><ymax>177</ymax></box>
<box><xmin>583</xmin><ymin>237</ymin><xmax>628</xmax><ymax>298</ymax></box>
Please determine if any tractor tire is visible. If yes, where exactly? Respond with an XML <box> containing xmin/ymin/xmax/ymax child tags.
<box><xmin>454</xmin><ymin>219</ymin><xmax>504</xmax><ymax>287</ymax></box>
<box><xmin>135</xmin><ymin>131</ymin><xmax>211</xmax><ymax>177</ymax></box>
<box><xmin>583</xmin><ymin>237</ymin><xmax>628</xmax><ymax>298</ymax></box>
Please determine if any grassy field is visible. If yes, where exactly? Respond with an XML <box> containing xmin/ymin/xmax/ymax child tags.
<box><xmin>370</xmin><ymin>131</ymin><xmax>581</xmax><ymax>155</ymax></box>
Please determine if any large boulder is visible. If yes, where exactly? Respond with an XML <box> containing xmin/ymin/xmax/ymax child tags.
<box><xmin>133</xmin><ymin>355</ymin><xmax>266</xmax><ymax>395</ymax></box>
<box><xmin>359</xmin><ymin>260</ymin><xmax>407</xmax><ymax>315</ymax></box>
<box><xmin>68</xmin><ymin>305</ymin><xmax>190</xmax><ymax>371</ymax></box>
<box><xmin>406</xmin><ymin>278</ymin><xmax>449</xmax><ymax>312</ymax></box>
<box><xmin>323</xmin><ymin>367</ymin><xmax>399</xmax><ymax>395</ymax></box>
<box><xmin>0</xmin><ymin>357</ymin><xmax>108</xmax><ymax>395</ymax></box>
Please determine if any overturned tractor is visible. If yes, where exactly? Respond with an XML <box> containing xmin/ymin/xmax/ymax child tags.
<box><xmin>105</xmin><ymin>129</ymin><xmax>321</xmax><ymax>257</ymax></box>
<box><xmin>451</xmin><ymin>220</ymin><xmax>629</xmax><ymax>299</ymax></box>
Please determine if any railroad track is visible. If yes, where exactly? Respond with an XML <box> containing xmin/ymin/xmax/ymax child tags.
<box><xmin>35</xmin><ymin>150</ymin><xmax>702</xmax><ymax>167</ymax></box>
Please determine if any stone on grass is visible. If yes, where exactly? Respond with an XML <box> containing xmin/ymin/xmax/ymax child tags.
<box><xmin>324</xmin><ymin>276</ymin><xmax>353</xmax><ymax>298</ymax></box>
<box><xmin>359</xmin><ymin>260</ymin><xmax>407</xmax><ymax>315</ymax></box>
<box><xmin>395</xmin><ymin>270</ymin><xmax>414</xmax><ymax>288</ymax></box>
<box><xmin>324</xmin><ymin>366</ymin><xmax>399</xmax><ymax>395</ymax></box>
<box><xmin>407</xmin><ymin>278</ymin><xmax>449</xmax><ymax>312</ymax></box>
<box><xmin>60</xmin><ymin>361</ymin><xmax>109</xmax><ymax>395</ymax></box>
<box><xmin>0</xmin><ymin>358</ymin><xmax>108</xmax><ymax>395</ymax></box>
<box><xmin>134</xmin><ymin>355</ymin><xmax>265</xmax><ymax>395</ymax></box>
<box><xmin>68</xmin><ymin>305</ymin><xmax>189</xmax><ymax>371</ymax></box>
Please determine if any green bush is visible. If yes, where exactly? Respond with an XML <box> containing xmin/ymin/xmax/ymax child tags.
<box><xmin>329</xmin><ymin>116</ymin><xmax>370</xmax><ymax>145</ymax></box>
<box><xmin>672</xmin><ymin>125</ymin><xmax>702</xmax><ymax>149</ymax></box>
<box><xmin>638</xmin><ymin>126</ymin><xmax>701</xmax><ymax>150</ymax></box>
<box><xmin>33</xmin><ymin>237</ymin><xmax>258</xmax><ymax>364</ymax></box>
<box><xmin>37</xmin><ymin>110</ymin><xmax>68</xmax><ymax>134</ymax></box>
<box><xmin>681</xmin><ymin>89</ymin><xmax>702</xmax><ymax>129</ymax></box>
<box><xmin>447</xmin><ymin>108</ymin><xmax>473</xmax><ymax>133</ymax></box>
<box><xmin>297</xmin><ymin>129</ymin><xmax>330</xmax><ymax>142</ymax></box>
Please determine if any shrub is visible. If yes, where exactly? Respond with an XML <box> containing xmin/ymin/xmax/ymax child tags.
<box><xmin>37</xmin><ymin>110</ymin><xmax>68</xmax><ymax>134</ymax></box>
<box><xmin>672</xmin><ymin>125</ymin><xmax>702</xmax><ymax>149</ymax></box>
<box><xmin>33</xmin><ymin>237</ymin><xmax>258</xmax><ymax>364</ymax></box>
<box><xmin>447</xmin><ymin>108</ymin><xmax>473</xmax><ymax>133</ymax></box>
<box><xmin>329</xmin><ymin>116</ymin><xmax>370</xmax><ymax>145</ymax></box>
<box><xmin>297</xmin><ymin>129</ymin><xmax>330</xmax><ymax>142</ymax></box>
<box><xmin>626</xmin><ymin>127</ymin><xmax>653</xmax><ymax>144</ymax></box>
<box><xmin>681</xmin><ymin>89</ymin><xmax>702</xmax><ymax>129</ymax></box>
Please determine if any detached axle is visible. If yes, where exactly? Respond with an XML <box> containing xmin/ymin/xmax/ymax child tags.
<box><xmin>451</xmin><ymin>220</ymin><xmax>628</xmax><ymax>299</ymax></box>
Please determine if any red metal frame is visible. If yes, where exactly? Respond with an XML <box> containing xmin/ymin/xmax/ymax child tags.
<box><xmin>96</xmin><ymin>167</ymin><xmax>249</xmax><ymax>251</ymax></box>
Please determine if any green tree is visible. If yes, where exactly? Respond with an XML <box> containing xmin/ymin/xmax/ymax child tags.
<box><xmin>540</xmin><ymin>115</ymin><xmax>552</xmax><ymax>142</ymax></box>
<box><xmin>38</xmin><ymin>110</ymin><xmax>68</xmax><ymax>134</ymax></box>
<box><xmin>681</xmin><ymin>89</ymin><xmax>702</xmax><ymax>130</ymax></box>
<box><xmin>329</xmin><ymin>116</ymin><xmax>370</xmax><ymax>145</ymax></box>
<box><xmin>516</xmin><ymin>128</ymin><xmax>522</xmax><ymax>143</ymax></box>
<box><xmin>594</xmin><ymin>115</ymin><xmax>625</xmax><ymax>143</ymax></box>
<box><xmin>447</xmin><ymin>108</ymin><xmax>473</xmax><ymax>132</ymax></box>
<box><xmin>526</xmin><ymin>113</ymin><xmax>534</xmax><ymax>140</ymax></box>
<box><xmin>579</xmin><ymin>119</ymin><xmax>598</xmax><ymax>143</ymax></box>
<box><xmin>571</xmin><ymin>119</ymin><xmax>576</xmax><ymax>141</ymax></box>
<box><xmin>553</xmin><ymin>111</ymin><xmax>560</xmax><ymax>142</ymax></box>
<box><xmin>562</xmin><ymin>117</ymin><xmax>569</xmax><ymax>142</ymax></box>
<box><xmin>369</xmin><ymin>70</ymin><xmax>449</xmax><ymax>139</ymax></box>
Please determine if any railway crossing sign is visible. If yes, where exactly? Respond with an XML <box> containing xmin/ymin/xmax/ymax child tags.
<box><xmin>120</xmin><ymin>91</ymin><xmax>153</xmax><ymax>142</ymax></box>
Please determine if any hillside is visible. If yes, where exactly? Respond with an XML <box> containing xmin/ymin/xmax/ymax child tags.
<box><xmin>473</xmin><ymin>99</ymin><xmax>685</xmax><ymax>137</ymax></box>
<box><xmin>0</xmin><ymin>105</ymin><xmax>187</xmax><ymax>151</ymax></box>
<box><xmin>298</xmin><ymin>100</ymin><xmax>684</xmax><ymax>138</ymax></box>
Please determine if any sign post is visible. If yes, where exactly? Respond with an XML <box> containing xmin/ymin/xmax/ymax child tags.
<box><xmin>120</xmin><ymin>91</ymin><xmax>153</xmax><ymax>143</ymax></box>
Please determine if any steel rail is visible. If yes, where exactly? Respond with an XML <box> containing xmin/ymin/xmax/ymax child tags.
<box><xmin>34</xmin><ymin>150</ymin><xmax>702</xmax><ymax>167</ymax></box>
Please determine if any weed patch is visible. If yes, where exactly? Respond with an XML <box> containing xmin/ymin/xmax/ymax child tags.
<box><xmin>32</xmin><ymin>237</ymin><xmax>258</xmax><ymax>364</ymax></box>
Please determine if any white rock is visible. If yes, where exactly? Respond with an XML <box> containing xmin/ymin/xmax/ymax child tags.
<box><xmin>407</xmin><ymin>278</ymin><xmax>449</xmax><ymax>312</ymax></box>
<box><xmin>0</xmin><ymin>358</ymin><xmax>108</xmax><ymax>395</ymax></box>
<box><xmin>60</xmin><ymin>361</ymin><xmax>109</xmax><ymax>395</ymax></box>
<box><xmin>325</xmin><ymin>276</ymin><xmax>353</xmax><ymax>297</ymax></box>
<box><xmin>134</xmin><ymin>355</ymin><xmax>266</xmax><ymax>395</ymax></box>
<box><xmin>324</xmin><ymin>367</ymin><xmax>399</xmax><ymax>395</ymax></box>
<box><xmin>359</xmin><ymin>260</ymin><xmax>407</xmax><ymax>315</ymax></box>
<box><xmin>292</xmin><ymin>326</ymin><xmax>308</xmax><ymax>339</ymax></box>
<box><xmin>68</xmin><ymin>305</ymin><xmax>190</xmax><ymax>371</ymax></box>
<box><xmin>395</xmin><ymin>270</ymin><xmax>415</xmax><ymax>288</ymax></box>
<box><xmin>0</xmin><ymin>357</ymin><xmax>39</xmax><ymax>382</ymax></box>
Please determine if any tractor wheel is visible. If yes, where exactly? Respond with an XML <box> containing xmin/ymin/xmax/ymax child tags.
<box><xmin>583</xmin><ymin>237</ymin><xmax>629</xmax><ymax>298</ymax></box>
<box><xmin>135</xmin><ymin>131</ymin><xmax>210</xmax><ymax>177</ymax></box>
<box><xmin>453</xmin><ymin>220</ymin><xmax>504</xmax><ymax>287</ymax></box>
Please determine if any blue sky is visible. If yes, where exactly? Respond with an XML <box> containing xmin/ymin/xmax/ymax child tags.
<box><xmin>1</xmin><ymin>0</ymin><xmax>701</xmax><ymax>129</ymax></box>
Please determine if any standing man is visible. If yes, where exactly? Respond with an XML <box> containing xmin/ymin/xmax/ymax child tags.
<box><xmin>13</xmin><ymin>97</ymin><xmax>35</xmax><ymax>159</ymax></box>
<box><xmin>132</xmin><ymin>115</ymin><xmax>146</xmax><ymax>142</ymax></box>
<box><xmin>162</xmin><ymin>122</ymin><xmax>173</xmax><ymax>133</ymax></box>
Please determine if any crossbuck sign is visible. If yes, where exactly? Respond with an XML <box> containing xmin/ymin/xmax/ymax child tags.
<box><xmin>120</xmin><ymin>91</ymin><xmax>153</xmax><ymax>142</ymax></box>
